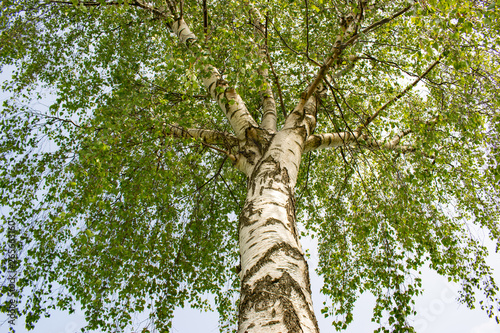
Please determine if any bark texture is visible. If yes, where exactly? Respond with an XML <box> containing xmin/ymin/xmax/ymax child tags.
<box><xmin>238</xmin><ymin>129</ymin><xmax>319</xmax><ymax>333</ymax></box>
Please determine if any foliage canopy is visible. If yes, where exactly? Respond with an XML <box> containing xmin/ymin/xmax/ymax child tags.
<box><xmin>1</xmin><ymin>0</ymin><xmax>500</xmax><ymax>331</ymax></box>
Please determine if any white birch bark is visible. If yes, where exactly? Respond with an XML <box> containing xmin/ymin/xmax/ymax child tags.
<box><xmin>238</xmin><ymin>128</ymin><xmax>319</xmax><ymax>333</ymax></box>
<box><xmin>171</xmin><ymin>18</ymin><xmax>258</xmax><ymax>140</ymax></box>
<box><xmin>304</xmin><ymin>131</ymin><xmax>360</xmax><ymax>152</ymax></box>
<box><xmin>303</xmin><ymin>129</ymin><xmax>413</xmax><ymax>153</ymax></box>
<box><xmin>201</xmin><ymin>66</ymin><xmax>259</xmax><ymax>140</ymax></box>
<box><xmin>165</xmin><ymin>124</ymin><xmax>238</xmax><ymax>146</ymax></box>
<box><xmin>250</xmin><ymin>7</ymin><xmax>278</xmax><ymax>132</ymax></box>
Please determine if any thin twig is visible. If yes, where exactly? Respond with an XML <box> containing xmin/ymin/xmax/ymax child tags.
<box><xmin>324</xmin><ymin>78</ymin><xmax>358</xmax><ymax>139</ymax></box>
<box><xmin>195</xmin><ymin>156</ymin><xmax>227</xmax><ymax>193</ymax></box>
<box><xmin>271</xmin><ymin>23</ymin><xmax>321</xmax><ymax>67</ymax></box>
<box><xmin>220</xmin><ymin>174</ymin><xmax>241</xmax><ymax>210</ymax></box>
<box><xmin>297</xmin><ymin>152</ymin><xmax>312</xmax><ymax>202</ymax></box>
<box><xmin>265</xmin><ymin>51</ymin><xmax>287</xmax><ymax>119</ymax></box>
<box><xmin>361</xmin><ymin>54</ymin><xmax>443</xmax><ymax>129</ymax></box>
<box><xmin>302</xmin><ymin>4</ymin><xmax>411</xmax><ymax>109</ymax></box>
<box><xmin>48</xmin><ymin>0</ymin><xmax>121</xmax><ymax>6</ymax></box>
<box><xmin>343</xmin><ymin>5</ymin><xmax>412</xmax><ymax>46</ymax></box>
<box><xmin>305</xmin><ymin>0</ymin><xmax>310</xmax><ymax>58</ymax></box>
<box><xmin>27</xmin><ymin>111</ymin><xmax>82</xmax><ymax>128</ymax></box>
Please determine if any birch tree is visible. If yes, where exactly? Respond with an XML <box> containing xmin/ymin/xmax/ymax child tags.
<box><xmin>1</xmin><ymin>0</ymin><xmax>500</xmax><ymax>332</ymax></box>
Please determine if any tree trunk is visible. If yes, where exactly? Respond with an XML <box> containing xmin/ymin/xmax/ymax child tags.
<box><xmin>170</xmin><ymin>14</ymin><xmax>319</xmax><ymax>331</ymax></box>
<box><xmin>238</xmin><ymin>129</ymin><xmax>319</xmax><ymax>333</ymax></box>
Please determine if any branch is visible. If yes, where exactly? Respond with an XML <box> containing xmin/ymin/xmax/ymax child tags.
<box><xmin>27</xmin><ymin>110</ymin><xmax>82</xmax><ymax>128</ymax></box>
<box><xmin>266</xmin><ymin>49</ymin><xmax>287</xmax><ymax>119</ymax></box>
<box><xmin>48</xmin><ymin>0</ymin><xmax>172</xmax><ymax>20</ymax></box>
<box><xmin>57</xmin><ymin>0</ymin><xmax>259</xmax><ymax>140</ymax></box>
<box><xmin>168</xmin><ymin>18</ymin><xmax>258</xmax><ymax>140</ymax></box>
<box><xmin>287</xmin><ymin>3</ymin><xmax>413</xmax><ymax>131</ymax></box>
<box><xmin>343</xmin><ymin>5</ymin><xmax>413</xmax><ymax>46</ymax></box>
<box><xmin>303</xmin><ymin>132</ymin><xmax>359</xmax><ymax>153</ymax></box>
<box><xmin>164</xmin><ymin>124</ymin><xmax>238</xmax><ymax>161</ymax></box>
<box><xmin>249</xmin><ymin>7</ymin><xmax>278</xmax><ymax>132</ymax></box>
<box><xmin>385</xmin><ymin>128</ymin><xmax>412</xmax><ymax>148</ymax></box>
<box><xmin>203</xmin><ymin>0</ymin><xmax>208</xmax><ymax>38</ymax></box>
<box><xmin>365</xmin><ymin>143</ymin><xmax>416</xmax><ymax>153</ymax></box>
<box><xmin>48</xmin><ymin>0</ymin><xmax>122</xmax><ymax>6</ymax></box>
<box><xmin>303</xmin><ymin>129</ymin><xmax>415</xmax><ymax>153</ymax></box>
<box><xmin>329</xmin><ymin>55</ymin><xmax>360</xmax><ymax>80</ymax></box>
<box><xmin>361</xmin><ymin>54</ymin><xmax>443</xmax><ymax>130</ymax></box>
<box><xmin>360</xmin><ymin>128</ymin><xmax>412</xmax><ymax>151</ymax></box>
<box><xmin>164</xmin><ymin>123</ymin><xmax>238</xmax><ymax>147</ymax></box>
<box><xmin>285</xmin><ymin>3</ymin><xmax>366</xmax><ymax>129</ymax></box>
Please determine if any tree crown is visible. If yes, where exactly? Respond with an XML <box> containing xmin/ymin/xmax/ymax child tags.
<box><xmin>1</xmin><ymin>0</ymin><xmax>500</xmax><ymax>331</ymax></box>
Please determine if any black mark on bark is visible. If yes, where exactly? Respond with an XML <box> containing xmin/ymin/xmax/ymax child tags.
<box><xmin>239</xmin><ymin>271</ymin><xmax>317</xmax><ymax>333</ymax></box>
<box><xmin>263</xmin><ymin>320</ymin><xmax>280</xmax><ymax>326</ymax></box>
<box><xmin>240</xmin><ymin>202</ymin><xmax>263</xmax><ymax>228</ymax></box>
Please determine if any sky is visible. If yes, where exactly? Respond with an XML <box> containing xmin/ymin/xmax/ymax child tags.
<box><xmin>1</xmin><ymin>63</ymin><xmax>500</xmax><ymax>333</ymax></box>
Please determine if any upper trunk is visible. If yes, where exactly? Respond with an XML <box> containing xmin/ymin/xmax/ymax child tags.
<box><xmin>237</xmin><ymin>128</ymin><xmax>319</xmax><ymax>333</ymax></box>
